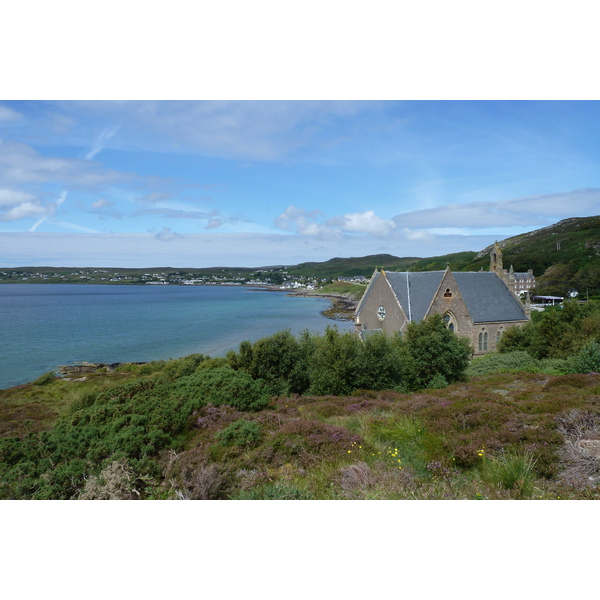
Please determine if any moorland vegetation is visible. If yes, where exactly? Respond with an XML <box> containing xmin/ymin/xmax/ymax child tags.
<box><xmin>1</xmin><ymin>301</ymin><xmax>600</xmax><ymax>500</ymax></box>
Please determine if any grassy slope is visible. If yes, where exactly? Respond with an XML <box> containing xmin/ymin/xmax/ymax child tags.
<box><xmin>287</xmin><ymin>254</ymin><xmax>421</xmax><ymax>278</ymax></box>
<box><xmin>2</xmin><ymin>364</ymin><xmax>599</xmax><ymax>500</ymax></box>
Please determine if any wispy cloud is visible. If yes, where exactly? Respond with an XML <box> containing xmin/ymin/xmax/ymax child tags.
<box><xmin>0</xmin><ymin>140</ymin><xmax>132</xmax><ymax>188</ymax></box>
<box><xmin>85</xmin><ymin>124</ymin><xmax>120</xmax><ymax>160</ymax></box>
<box><xmin>0</xmin><ymin>104</ymin><xmax>22</xmax><ymax>123</ymax></box>
<box><xmin>0</xmin><ymin>230</ymin><xmax>500</xmax><ymax>269</ymax></box>
<box><xmin>392</xmin><ymin>188</ymin><xmax>600</xmax><ymax>230</ymax></box>
<box><xmin>29</xmin><ymin>190</ymin><xmax>68</xmax><ymax>231</ymax></box>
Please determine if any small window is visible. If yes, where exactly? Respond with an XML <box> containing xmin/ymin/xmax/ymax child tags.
<box><xmin>443</xmin><ymin>288</ymin><xmax>452</xmax><ymax>298</ymax></box>
<box><xmin>478</xmin><ymin>330</ymin><xmax>488</xmax><ymax>352</ymax></box>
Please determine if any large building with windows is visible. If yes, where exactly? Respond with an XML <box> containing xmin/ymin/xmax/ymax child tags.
<box><xmin>354</xmin><ymin>244</ymin><xmax>530</xmax><ymax>355</ymax></box>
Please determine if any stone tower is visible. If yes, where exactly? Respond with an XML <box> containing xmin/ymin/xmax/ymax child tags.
<box><xmin>490</xmin><ymin>242</ymin><xmax>503</xmax><ymax>272</ymax></box>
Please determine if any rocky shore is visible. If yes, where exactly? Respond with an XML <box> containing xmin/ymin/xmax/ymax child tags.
<box><xmin>286</xmin><ymin>290</ymin><xmax>358</xmax><ymax>321</ymax></box>
<box><xmin>59</xmin><ymin>362</ymin><xmax>147</xmax><ymax>376</ymax></box>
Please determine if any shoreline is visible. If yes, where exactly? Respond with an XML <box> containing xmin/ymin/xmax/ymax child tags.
<box><xmin>285</xmin><ymin>290</ymin><xmax>358</xmax><ymax>321</ymax></box>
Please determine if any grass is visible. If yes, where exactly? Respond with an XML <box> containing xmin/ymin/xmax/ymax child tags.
<box><xmin>2</xmin><ymin>360</ymin><xmax>600</xmax><ymax>499</ymax></box>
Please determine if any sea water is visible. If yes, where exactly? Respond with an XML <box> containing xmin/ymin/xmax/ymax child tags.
<box><xmin>0</xmin><ymin>284</ymin><xmax>350</xmax><ymax>389</ymax></box>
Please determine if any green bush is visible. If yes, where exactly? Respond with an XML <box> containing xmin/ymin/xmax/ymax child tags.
<box><xmin>403</xmin><ymin>314</ymin><xmax>472</xmax><ymax>389</ymax></box>
<box><xmin>466</xmin><ymin>351</ymin><xmax>540</xmax><ymax>377</ymax></box>
<box><xmin>499</xmin><ymin>300</ymin><xmax>600</xmax><ymax>360</ymax></box>
<box><xmin>571</xmin><ymin>340</ymin><xmax>600</xmax><ymax>374</ymax></box>
<box><xmin>227</xmin><ymin>317</ymin><xmax>472</xmax><ymax>397</ymax></box>
<box><xmin>32</xmin><ymin>371</ymin><xmax>57</xmax><ymax>386</ymax></box>
<box><xmin>177</xmin><ymin>366</ymin><xmax>270</xmax><ymax>412</ymax></box>
<box><xmin>215</xmin><ymin>419</ymin><xmax>262</xmax><ymax>447</ymax></box>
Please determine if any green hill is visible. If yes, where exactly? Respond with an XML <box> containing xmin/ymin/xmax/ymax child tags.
<box><xmin>287</xmin><ymin>254</ymin><xmax>421</xmax><ymax>278</ymax></box>
<box><xmin>477</xmin><ymin>216</ymin><xmax>600</xmax><ymax>297</ymax></box>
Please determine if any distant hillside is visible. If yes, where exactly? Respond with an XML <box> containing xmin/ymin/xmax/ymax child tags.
<box><xmin>287</xmin><ymin>254</ymin><xmax>421</xmax><ymax>278</ymax></box>
<box><xmin>4</xmin><ymin>216</ymin><xmax>599</xmax><ymax>296</ymax></box>
<box><xmin>290</xmin><ymin>216</ymin><xmax>599</xmax><ymax>297</ymax></box>
<box><xmin>478</xmin><ymin>216</ymin><xmax>600</xmax><ymax>297</ymax></box>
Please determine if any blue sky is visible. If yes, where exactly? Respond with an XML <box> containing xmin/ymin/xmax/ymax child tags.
<box><xmin>1</xmin><ymin>100</ymin><xmax>599</xmax><ymax>268</ymax></box>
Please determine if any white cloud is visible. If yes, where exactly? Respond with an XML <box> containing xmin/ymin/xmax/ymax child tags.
<box><xmin>0</xmin><ymin>105</ymin><xmax>21</xmax><ymax>123</ymax></box>
<box><xmin>0</xmin><ymin>230</ymin><xmax>503</xmax><ymax>269</ymax></box>
<box><xmin>85</xmin><ymin>124</ymin><xmax>120</xmax><ymax>160</ymax></box>
<box><xmin>2</xmin><ymin>202</ymin><xmax>48</xmax><ymax>221</ymax></box>
<box><xmin>155</xmin><ymin>227</ymin><xmax>184</xmax><ymax>242</ymax></box>
<box><xmin>29</xmin><ymin>191</ymin><xmax>68</xmax><ymax>231</ymax></box>
<box><xmin>274</xmin><ymin>205</ymin><xmax>335</xmax><ymax>237</ymax></box>
<box><xmin>0</xmin><ymin>188</ymin><xmax>36</xmax><ymax>207</ymax></box>
<box><xmin>276</xmin><ymin>205</ymin><xmax>397</xmax><ymax>239</ymax></box>
<box><xmin>52</xmin><ymin>100</ymin><xmax>377</xmax><ymax>162</ymax></box>
<box><xmin>393</xmin><ymin>188</ymin><xmax>600</xmax><ymax>230</ymax></box>
<box><xmin>328</xmin><ymin>210</ymin><xmax>396</xmax><ymax>236</ymax></box>
<box><xmin>0</xmin><ymin>139</ymin><xmax>133</xmax><ymax>187</ymax></box>
<box><xmin>91</xmin><ymin>198</ymin><xmax>114</xmax><ymax>210</ymax></box>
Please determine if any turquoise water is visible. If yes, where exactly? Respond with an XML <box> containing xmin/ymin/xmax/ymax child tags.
<box><xmin>0</xmin><ymin>284</ymin><xmax>349</xmax><ymax>389</ymax></box>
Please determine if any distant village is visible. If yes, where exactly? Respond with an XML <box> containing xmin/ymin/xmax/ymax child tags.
<box><xmin>0</xmin><ymin>267</ymin><xmax>363</xmax><ymax>290</ymax></box>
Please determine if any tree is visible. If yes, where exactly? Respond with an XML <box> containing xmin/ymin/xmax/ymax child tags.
<box><xmin>403</xmin><ymin>314</ymin><xmax>473</xmax><ymax>388</ymax></box>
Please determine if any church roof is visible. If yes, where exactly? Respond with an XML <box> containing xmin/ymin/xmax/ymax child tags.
<box><xmin>453</xmin><ymin>272</ymin><xmax>528</xmax><ymax>322</ymax></box>
<box><xmin>384</xmin><ymin>270</ymin><xmax>527</xmax><ymax>324</ymax></box>
<box><xmin>385</xmin><ymin>271</ymin><xmax>445</xmax><ymax>323</ymax></box>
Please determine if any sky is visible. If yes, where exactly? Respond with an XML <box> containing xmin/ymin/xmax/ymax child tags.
<box><xmin>1</xmin><ymin>100</ymin><xmax>599</xmax><ymax>268</ymax></box>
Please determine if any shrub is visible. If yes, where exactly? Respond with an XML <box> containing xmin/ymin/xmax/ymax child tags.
<box><xmin>32</xmin><ymin>371</ymin><xmax>56</xmax><ymax>386</ymax></box>
<box><xmin>232</xmin><ymin>482</ymin><xmax>313</xmax><ymax>500</ymax></box>
<box><xmin>176</xmin><ymin>366</ymin><xmax>271</xmax><ymax>412</ymax></box>
<box><xmin>571</xmin><ymin>340</ymin><xmax>600</xmax><ymax>374</ymax></box>
<box><xmin>466</xmin><ymin>351</ymin><xmax>540</xmax><ymax>377</ymax></box>
<box><xmin>499</xmin><ymin>300</ymin><xmax>600</xmax><ymax>360</ymax></box>
<box><xmin>403</xmin><ymin>314</ymin><xmax>472</xmax><ymax>389</ymax></box>
<box><xmin>215</xmin><ymin>419</ymin><xmax>262</xmax><ymax>447</ymax></box>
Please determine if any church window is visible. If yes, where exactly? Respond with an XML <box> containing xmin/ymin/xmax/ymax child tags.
<box><xmin>496</xmin><ymin>329</ymin><xmax>503</xmax><ymax>345</ymax></box>
<box><xmin>443</xmin><ymin>313</ymin><xmax>455</xmax><ymax>332</ymax></box>
<box><xmin>478</xmin><ymin>330</ymin><xmax>488</xmax><ymax>352</ymax></box>
<box><xmin>443</xmin><ymin>288</ymin><xmax>452</xmax><ymax>298</ymax></box>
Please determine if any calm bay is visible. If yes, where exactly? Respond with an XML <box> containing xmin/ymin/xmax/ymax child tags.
<box><xmin>0</xmin><ymin>284</ymin><xmax>350</xmax><ymax>389</ymax></box>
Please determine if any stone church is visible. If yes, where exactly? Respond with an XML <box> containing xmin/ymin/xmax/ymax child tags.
<box><xmin>354</xmin><ymin>243</ymin><xmax>530</xmax><ymax>355</ymax></box>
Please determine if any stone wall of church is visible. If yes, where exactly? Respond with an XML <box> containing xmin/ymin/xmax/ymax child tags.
<box><xmin>426</xmin><ymin>269</ymin><xmax>473</xmax><ymax>339</ymax></box>
<box><xmin>355</xmin><ymin>273</ymin><xmax>408</xmax><ymax>334</ymax></box>
<box><xmin>425</xmin><ymin>270</ymin><xmax>522</xmax><ymax>355</ymax></box>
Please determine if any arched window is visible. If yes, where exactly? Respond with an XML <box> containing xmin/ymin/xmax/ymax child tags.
<box><xmin>496</xmin><ymin>328</ymin><xmax>503</xmax><ymax>345</ymax></box>
<box><xmin>443</xmin><ymin>313</ymin><xmax>455</xmax><ymax>332</ymax></box>
<box><xmin>478</xmin><ymin>329</ymin><xmax>488</xmax><ymax>352</ymax></box>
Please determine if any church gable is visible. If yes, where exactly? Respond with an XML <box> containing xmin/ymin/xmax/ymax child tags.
<box><xmin>354</xmin><ymin>270</ymin><xmax>409</xmax><ymax>334</ymax></box>
<box><xmin>426</xmin><ymin>269</ymin><xmax>472</xmax><ymax>334</ymax></box>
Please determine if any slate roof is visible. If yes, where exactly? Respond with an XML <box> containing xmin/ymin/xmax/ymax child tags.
<box><xmin>453</xmin><ymin>272</ymin><xmax>528</xmax><ymax>322</ymax></box>
<box><xmin>384</xmin><ymin>270</ymin><xmax>527</xmax><ymax>324</ymax></box>
<box><xmin>385</xmin><ymin>271</ymin><xmax>444</xmax><ymax>323</ymax></box>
